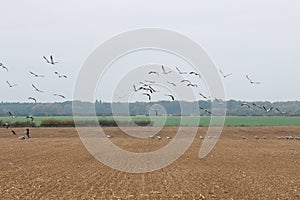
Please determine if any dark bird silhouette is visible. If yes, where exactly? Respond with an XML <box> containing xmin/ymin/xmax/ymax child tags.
<box><xmin>139</xmin><ymin>82</ymin><xmax>149</xmax><ymax>86</ymax></box>
<box><xmin>8</xmin><ymin>111</ymin><xmax>16</xmax><ymax>118</ymax></box>
<box><xmin>148</xmin><ymin>71</ymin><xmax>159</xmax><ymax>76</ymax></box>
<box><xmin>181</xmin><ymin>79</ymin><xmax>191</xmax><ymax>84</ymax></box>
<box><xmin>246</xmin><ymin>75</ymin><xmax>260</xmax><ymax>84</ymax></box>
<box><xmin>176</xmin><ymin>67</ymin><xmax>187</xmax><ymax>74</ymax></box>
<box><xmin>25</xmin><ymin>128</ymin><xmax>30</xmax><ymax>138</ymax></box>
<box><xmin>28</xmin><ymin>97</ymin><xmax>37</xmax><ymax>103</ymax></box>
<box><xmin>53</xmin><ymin>94</ymin><xmax>66</xmax><ymax>99</ymax></box>
<box><xmin>167</xmin><ymin>81</ymin><xmax>176</xmax><ymax>87</ymax></box>
<box><xmin>26</xmin><ymin>115</ymin><xmax>34</xmax><ymax>122</ymax></box>
<box><xmin>166</xmin><ymin>94</ymin><xmax>175</xmax><ymax>101</ymax></box>
<box><xmin>252</xmin><ymin>103</ymin><xmax>263</xmax><ymax>110</ymax></box>
<box><xmin>189</xmin><ymin>71</ymin><xmax>201</xmax><ymax>78</ymax></box>
<box><xmin>6</xmin><ymin>81</ymin><xmax>17</xmax><ymax>88</ymax></box>
<box><xmin>29</xmin><ymin>71</ymin><xmax>44</xmax><ymax>77</ymax></box>
<box><xmin>54</xmin><ymin>71</ymin><xmax>67</xmax><ymax>78</ymax></box>
<box><xmin>214</xmin><ymin>98</ymin><xmax>223</xmax><ymax>103</ymax></box>
<box><xmin>133</xmin><ymin>84</ymin><xmax>144</xmax><ymax>92</ymax></box>
<box><xmin>11</xmin><ymin>130</ymin><xmax>17</xmax><ymax>135</ymax></box>
<box><xmin>275</xmin><ymin>108</ymin><xmax>285</xmax><ymax>114</ymax></box>
<box><xmin>162</xmin><ymin>65</ymin><xmax>172</xmax><ymax>75</ymax></box>
<box><xmin>148</xmin><ymin>85</ymin><xmax>156</xmax><ymax>93</ymax></box>
<box><xmin>199</xmin><ymin>92</ymin><xmax>210</xmax><ymax>100</ymax></box>
<box><xmin>138</xmin><ymin>87</ymin><xmax>151</xmax><ymax>93</ymax></box>
<box><xmin>133</xmin><ymin>85</ymin><xmax>138</xmax><ymax>92</ymax></box>
<box><xmin>187</xmin><ymin>83</ymin><xmax>198</xmax><ymax>87</ymax></box>
<box><xmin>43</xmin><ymin>55</ymin><xmax>58</xmax><ymax>65</ymax></box>
<box><xmin>263</xmin><ymin>106</ymin><xmax>273</xmax><ymax>112</ymax></box>
<box><xmin>199</xmin><ymin>106</ymin><xmax>212</xmax><ymax>114</ymax></box>
<box><xmin>0</xmin><ymin>63</ymin><xmax>8</xmax><ymax>71</ymax></box>
<box><xmin>241</xmin><ymin>103</ymin><xmax>251</xmax><ymax>108</ymax></box>
<box><xmin>143</xmin><ymin>93</ymin><xmax>151</xmax><ymax>100</ymax></box>
<box><xmin>219</xmin><ymin>70</ymin><xmax>232</xmax><ymax>78</ymax></box>
<box><xmin>32</xmin><ymin>84</ymin><xmax>43</xmax><ymax>93</ymax></box>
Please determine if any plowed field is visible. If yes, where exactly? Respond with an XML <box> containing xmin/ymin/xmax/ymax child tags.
<box><xmin>0</xmin><ymin>127</ymin><xmax>299</xmax><ymax>199</ymax></box>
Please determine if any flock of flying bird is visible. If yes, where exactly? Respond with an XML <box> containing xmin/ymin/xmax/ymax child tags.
<box><xmin>1</xmin><ymin>55</ymin><xmax>68</xmax><ymax>139</ymax></box>
<box><xmin>1</xmin><ymin>57</ymin><xmax>288</xmax><ymax>140</ymax></box>
<box><xmin>131</xmin><ymin>65</ymin><xmax>285</xmax><ymax>116</ymax></box>
<box><xmin>1</xmin><ymin>55</ymin><xmax>67</xmax><ymax>101</ymax></box>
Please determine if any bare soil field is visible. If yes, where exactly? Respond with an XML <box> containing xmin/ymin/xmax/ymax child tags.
<box><xmin>0</xmin><ymin>126</ymin><xmax>299</xmax><ymax>199</ymax></box>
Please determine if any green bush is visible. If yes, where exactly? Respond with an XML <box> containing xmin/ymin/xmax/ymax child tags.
<box><xmin>3</xmin><ymin>121</ymin><xmax>36</xmax><ymax>127</ymax></box>
<box><xmin>40</xmin><ymin>119</ymin><xmax>75</xmax><ymax>127</ymax></box>
<box><xmin>40</xmin><ymin>119</ymin><xmax>153</xmax><ymax>127</ymax></box>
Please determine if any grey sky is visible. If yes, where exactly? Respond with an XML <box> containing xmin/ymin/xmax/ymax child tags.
<box><xmin>0</xmin><ymin>0</ymin><xmax>299</xmax><ymax>102</ymax></box>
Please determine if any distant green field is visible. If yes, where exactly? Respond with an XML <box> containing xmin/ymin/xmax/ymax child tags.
<box><xmin>1</xmin><ymin>116</ymin><xmax>300</xmax><ymax>127</ymax></box>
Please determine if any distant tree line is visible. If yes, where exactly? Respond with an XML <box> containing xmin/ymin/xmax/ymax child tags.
<box><xmin>1</xmin><ymin>100</ymin><xmax>300</xmax><ymax>116</ymax></box>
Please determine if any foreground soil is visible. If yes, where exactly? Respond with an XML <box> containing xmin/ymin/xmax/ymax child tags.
<box><xmin>0</xmin><ymin>126</ymin><xmax>299</xmax><ymax>199</ymax></box>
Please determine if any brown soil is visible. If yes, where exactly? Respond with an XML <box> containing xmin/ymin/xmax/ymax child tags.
<box><xmin>0</xmin><ymin>126</ymin><xmax>299</xmax><ymax>199</ymax></box>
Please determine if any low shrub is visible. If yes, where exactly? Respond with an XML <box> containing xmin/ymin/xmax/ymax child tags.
<box><xmin>40</xmin><ymin>119</ymin><xmax>153</xmax><ymax>127</ymax></box>
<box><xmin>3</xmin><ymin>121</ymin><xmax>36</xmax><ymax>127</ymax></box>
<box><xmin>40</xmin><ymin>119</ymin><xmax>75</xmax><ymax>127</ymax></box>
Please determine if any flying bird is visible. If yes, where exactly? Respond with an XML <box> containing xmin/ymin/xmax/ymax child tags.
<box><xmin>246</xmin><ymin>75</ymin><xmax>260</xmax><ymax>84</ymax></box>
<box><xmin>219</xmin><ymin>70</ymin><xmax>232</xmax><ymax>78</ymax></box>
<box><xmin>181</xmin><ymin>79</ymin><xmax>191</xmax><ymax>84</ymax></box>
<box><xmin>32</xmin><ymin>84</ymin><xmax>44</xmax><ymax>93</ymax></box>
<box><xmin>54</xmin><ymin>71</ymin><xmax>67</xmax><ymax>78</ymax></box>
<box><xmin>11</xmin><ymin>130</ymin><xmax>17</xmax><ymax>135</ymax></box>
<box><xmin>0</xmin><ymin>63</ymin><xmax>8</xmax><ymax>71</ymax></box>
<box><xmin>189</xmin><ymin>71</ymin><xmax>201</xmax><ymax>78</ymax></box>
<box><xmin>187</xmin><ymin>83</ymin><xmax>198</xmax><ymax>87</ymax></box>
<box><xmin>133</xmin><ymin>85</ymin><xmax>139</xmax><ymax>92</ymax></box>
<box><xmin>199</xmin><ymin>92</ymin><xmax>210</xmax><ymax>99</ymax></box>
<box><xmin>165</xmin><ymin>94</ymin><xmax>175</xmax><ymax>101</ymax></box>
<box><xmin>43</xmin><ymin>55</ymin><xmax>58</xmax><ymax>65</ymax></box>
<box><xmin>263</xmin><ymin>106</ymin><xmax>273</xmax><ymax>112</ymax></box>
<box><xmin>143</xmin><ymin>93</ymin><xmax>151</xmax><ymax>101</ymax></box>
<box><xmin>8</xmin><ymin>111</ymin><xmax>16</xmax><ymax>118</ymax></box>
<box><xmin>6</xmin><ymin>81</ymin><xmax>17</xmax><ymax>88</ymax></box>
<box><xmin>167</xmin><ymin>81</ymin><xmax>176</xmax><ymax>87</ymax></box>
<box><xmin>252</xmin><ymin>103</ymin><xmax>263</xmax><ymax>110</ymax></box>
<box><xmin>241</xmin><ymin>103</ymin><xmax>251</xmax><ymax>108</ymax></box>
<box><xmin>176</xmin><ymin>67</ymin><xmax>187</xmax><ymax>74</ymax></box>
<box><xmin>148</xmin><ymin>85</ymin><xmax>156</xmax><ymax>93</ymax></box>
<box><xmin>214</xmin><ymin>98</ymin><xmax>223</xmax><ymax>103</ymax></box>
<box><xmin>199</xmin><ymin>106</ymin><xmax>212</xmax><ymax>114</ymax></box>
<box><xmin>28</xmin><ymin>97</ymin><xmax>37</xmax><ymax>103</ymax></box>
<box><xmin>275</xmin><ymin>108</ymin><xmax>285</xmax><ymax>114</ymax></box>
<box><xmin>53</xmin><ymin>94</ymin><xmax>66</xmax><ymax>99</ymax></box>
<box><xmin>148</xmin><ymin>71</ymin><xmax>159</xmax><ymax>76</ymax></box>
<box><xmin>29</xmin><ymin>71</ymin><xmax>44</xmax><ymax>77</ymax></box>
<box><xmin>26</xmin><ymin>115</ymin><xmax>34</xmax><ymax>122</ymax></box>
<box><xmin>161</xmin><ymin>65</ymin><xmax>172</xmax><ymax>75</ymax></box>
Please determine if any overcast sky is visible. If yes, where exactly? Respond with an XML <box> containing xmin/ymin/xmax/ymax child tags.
<box><xmin>0</xmin><ymin>0</ymin><xmax>299</xmax><ymax>103</ymax></box>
